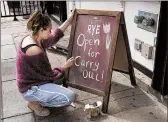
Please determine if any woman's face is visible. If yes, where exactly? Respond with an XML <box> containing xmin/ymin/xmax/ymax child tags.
<box><xmin>39</xmin><ymin>23</ymin><xmax>52</xmax><ymax>40</ymax></box>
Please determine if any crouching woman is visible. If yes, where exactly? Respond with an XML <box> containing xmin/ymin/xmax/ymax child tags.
<box><xmin>16</xmin><ymin>10</ymin><xmax>75</xmax><ymax>116</ymax></box>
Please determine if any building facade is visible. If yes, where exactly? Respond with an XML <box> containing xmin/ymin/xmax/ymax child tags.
<box><xmin>65</xmin><ymin>1</ymin><xmax>168</xmax><ymax>100</ymax></box>
<box><xmin>66</xmin><ymin>1</ymin><xmax>160</xmax><ymax>78</ymax></box>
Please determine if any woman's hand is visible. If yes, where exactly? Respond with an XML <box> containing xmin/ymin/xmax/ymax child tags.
<box><xmin>63</xmin><ymin>57</ymin><xmax>76</xmax><ymax>69</ymax></box>
<box><xmin>67</xmin><ymin>9</ymin><xmax>75</xmax><ymax>25</ymax></box>
<box><xmin>58</xmin><ymin>9</ymin><xmax>75</xmax><ymax>32</ymax></box>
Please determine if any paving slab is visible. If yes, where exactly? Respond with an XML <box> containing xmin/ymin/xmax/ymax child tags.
<box><xmin>107</xmin><ymin>94</ymin><xmax>157</xmax><ymax>115</ymax></box>
<box><xmin>1</xmin><ymin>59</ymin><xmax>16</xmax><ymax>81</ymax></box>
<box><xmin>69</xmin><ymin>87</ymin><xmax>98</xmax><ymax>101</ymax></box>
<box><xmin>12</xmin><ymin>35</ymin><xmax>25</xmax><ymax>49</ymax></box>
<box><xmin>133</xmin><ymin>68</ymin><xmax>152</xmax><ymax>86</ymax></box>
<box><xmin>1</xmin><ymin>45</ymin><xmax>16</xmax><ymax>60</ymax></box>
<box><xmin>80</xmin><ymin>88</ymin><xmax>157</xmax><ymax>115</ymax></box>
<box><xmin>110</xmin><ymin>81</ymin><xmax>132</xmax><ymax>94</ymax></box>
<box><xmin>67</xmin><ymin>80</ymin><xmax>142</xmax><ymax>106</ymax></box>
<box><xmin>1</xmin><ymin>22</ymin><xmax>25</xmax><ymax>29</ymax></box>
<box><xmin>112</xmin><ymin>72</ymin><xmax>133</xmax><ymax>87</ymax></box>
<box><xmin>12</xmin><ymin>31</ymin><xmax>29</xmax><ymax>38</ymax></box>
<box><xmin>54</xmin><ymin>53</ymin><xmax>67</xmax><ymax>65</ymax></box>
<box><xmin>35</xmin><ymin>107</ymin><xmax>130</xmax><ymax>122</ymax></box>
<box><xmin>44</xmin><ymin>101</ymin><xmax>84</xmax><ymax>116</ymax></box>
<box><xmin>56</xmin><ymin>35</ymin><xmax>70</xmax><ymax>50</ymax></box>
<box><xmin>1</xmin><ymin>16</ymin><xmax>25</xmax><ymax>25</ymax></box>
<box><xmin>109</xmin><ymin>87</ymin><xmax>144</xmax><ymax>102</ymax></box>
<box><xmin>1</xmin><ymin>26</ymin><xmax>27</xmax><ymax>35</ymax></box>
<box><xmin>111</xmin><ymin>72</ymin><xmax>134</xmax><ymax>93</ymax></box>
<box><xmin>2</xmin><ymin>80</ymin><xmax>31</xmax><ymax>118</ymax></box>
<box><xmin>1</xmin><ymin>17</ymin><xmax>26</xmax><ymax>25</ymax></box>
<box><xmin>52</xmin><ymin>25</ymin><xmax>71</xmax><ymax>50</ymax></box>
<box><xmin>124</xmin><ymin>68</ymin><xmax>152</xmax><ymax>92</ymax></box>
<box><xmin>35</xmin><ymin>108</ymin><xmax>89</xmax><ymax>122</ymax></box>
<box><xmin>64</xmin><ymin>26</ymin><xmax>71</xmax><ymax>35</ymax></box>
<box><xmin>12</xmin><ymin>33</ymin><xmax>29</xmax><ymax>49</ymax></box>
<box><xmin>3</xmin><ymin>113</ymin><xmax>35</xmax><ymax>122</ymax></box>
<box><xmin>82</xmin><ymin>88</ymin><xmax>144</xmax><ymax>105</ymax></box>
<box><xmin>100</xmin><ymin>115</ymin><xmax>130</xmax><ymax>122</ymax></box>
<box><xmin>113</xmin><ymin>105</ymin><xmax>167</xmax><ymax>122</ymax></box>
<box><xmin>1</xmin><ymin>35</ymin><xmax>14</xmax><ymax>46</ymax></box>
<box><xmin>46</xmin><ymin>50</ymin><xmax>62</xmax><ymax>69</ymax></box>
<box><xmin>51</xmin><ymin>20</ymin><xmax>59</xmax><ymax>29</ymax></box>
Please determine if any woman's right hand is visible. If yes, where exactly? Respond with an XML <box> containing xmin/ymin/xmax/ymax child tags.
<box><xmin>63</xmin><ymin>57</ymin><xmax>76</xmax><ymax>69</ymax></box>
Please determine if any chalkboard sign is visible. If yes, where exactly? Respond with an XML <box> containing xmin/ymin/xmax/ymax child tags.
<box><xmin>66</xmin><ymin>9</ymin><xmax>136</xmax><ymax>113</ymax></box>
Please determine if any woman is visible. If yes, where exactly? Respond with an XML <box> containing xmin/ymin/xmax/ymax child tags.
<box><xmin>16</xmin><ymin>10</ymin><xmax>76</xmax><ymax>117</ymax></box>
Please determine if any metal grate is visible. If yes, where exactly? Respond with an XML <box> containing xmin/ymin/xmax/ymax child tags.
<box><xmin>1</xmin><ymin>1</ymin><xmax>43</xmax><ymax>21</ymax></box>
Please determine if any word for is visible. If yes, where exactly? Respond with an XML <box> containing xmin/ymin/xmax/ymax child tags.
<box><xmin>88</xmin><ymin>48</ymin><xmax>100</xmax><ymax>58</ymax></box>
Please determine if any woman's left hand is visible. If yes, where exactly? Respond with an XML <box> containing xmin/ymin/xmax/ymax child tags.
<box><xmin>67</xmin><ymin>9</ymin><xmax>75</xmax><ymax>25</ymax></box>
<box><xmin>58</xmin><ymin>9</ymin><xmax>75</xmax><ymax>32</ymax></box>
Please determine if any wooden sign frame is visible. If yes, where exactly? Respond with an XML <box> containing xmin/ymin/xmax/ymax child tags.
<box><xmin>64</xmin><ymin>9</ymin><xmax>137</xmax><ymax>113</ymax></box>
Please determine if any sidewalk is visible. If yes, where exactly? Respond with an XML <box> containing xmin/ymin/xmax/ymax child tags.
<box><xmin>1</xmin><ymin>17</ymin><xmax>167</xmax><ymax>122</ymax></box>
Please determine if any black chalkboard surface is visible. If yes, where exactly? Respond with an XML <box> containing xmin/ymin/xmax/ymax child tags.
<box><xmin>66</xmin><ymin>9</ymin><xmax>136</xmax><ymax>113</ymax></box>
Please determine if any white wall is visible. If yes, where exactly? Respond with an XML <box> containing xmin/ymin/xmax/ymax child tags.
<box><xmin>80</xmin><ymin>2</ymin><xmax>123</xmax><ymax>11</ymax></box>
<box><xmin>124</xmin><ymin>2</ymin><xmax>160</xmax><ymax>71</ymax></box>
<box><xmin>66</xmin><ymin>1</ymin><xmax>161</xmax><ymax>71</ymax></box>
<box><xmin>67</xmin><ymin>1</ymin><xmax>123</xmax><ymax>16</ymax></box>
<box><xmin>66</xmin><ymin>1</ymin><xmax>81</xmax><ymax>17</ymax></box>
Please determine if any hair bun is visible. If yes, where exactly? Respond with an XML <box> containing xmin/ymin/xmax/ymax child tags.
<box><xmin>27</xmin><ymin>10</ymin><xmax>51</xmax><ymax>35</ymax></box>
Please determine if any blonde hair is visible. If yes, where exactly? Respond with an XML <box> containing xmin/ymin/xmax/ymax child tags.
<box><xmin>27</xmin><ymin>10</ymin><xmax>51</xmax><ymax>35</ymax></box>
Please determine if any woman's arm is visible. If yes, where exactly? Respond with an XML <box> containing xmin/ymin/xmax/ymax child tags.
<box><xmin>58</xmin><ymin>10</ymin><xmax>75</xmax><ymax>32</ymax></box>
<box><xmin>41</xmin><ymin>10</ymin><xmax>75</xmax><ymax>48</ymax></box>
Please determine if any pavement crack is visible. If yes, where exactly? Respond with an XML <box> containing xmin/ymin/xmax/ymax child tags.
<box><xmin>1</xmin><ymin>58</ymin><xmax>16</xmax><ymax>61</ymax></box>
<box><xmin>2</xmin><ymin>79</ymin><xmax>16</xmax><ymax>82</ymax></box>
<box><xmin>79</xmin><ymin>88</ymin><xmax>143</xmax><ymax>102</ymax></box>
<box><xmin>111</xmin><ymin>93</ymin><xmax>144</xmax><ymax>102</ymax></box>
<box><xmin>112</xmin><ymin>104</ymin><xmax>158</xmax><ymax>116</ymax></box>
<box><xmin>1</xmin><ymin>112</ymin><xmax>32</xmax><ymax>120</ymax></box>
